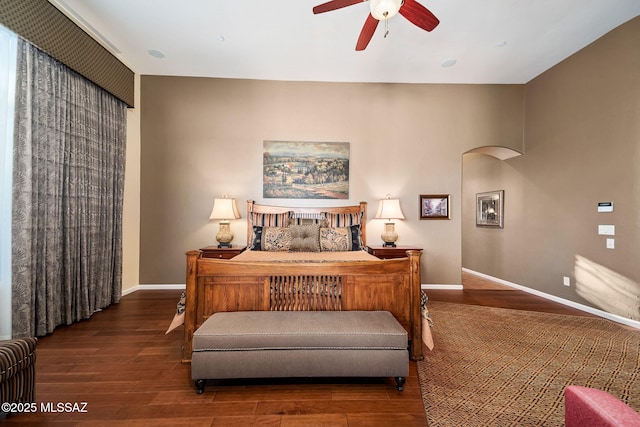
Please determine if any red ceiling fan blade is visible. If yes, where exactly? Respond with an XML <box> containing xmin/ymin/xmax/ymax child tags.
<box><xmin>356</xmin><ymin>14</ymin><xmax>379</xmax><ymax>51</ymax></box>
<box><xmin>313</xmin><ymin>0</ymin><xmax>365</xmax><ymax>14</ymax></box>
<box><xmin>399</xmin><ymin>0</ymin><xmax>440</xmax><ymax>32</ymax></box>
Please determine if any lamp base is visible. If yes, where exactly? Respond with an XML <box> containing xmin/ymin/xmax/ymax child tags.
<box><xmin>380</xmin><ymin>222</ymin><xmax>399</xmax><ymax>248</ymax></box>
<box><xmin>215</xmin><ymin>222</ymin><xmax>234</xmax><ymax>249</ymax></box>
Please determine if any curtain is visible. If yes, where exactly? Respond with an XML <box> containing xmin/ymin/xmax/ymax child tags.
<box><xmin>11</xmin><ymin>38</ymin><xmax>126</xmax><ymax>338</ymax></box>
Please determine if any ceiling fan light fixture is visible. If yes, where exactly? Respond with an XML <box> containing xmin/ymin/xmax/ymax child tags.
<box><xmin>369</xmin><ymin>0</ymin><xmax>403</xmax><ymax>21</ymax></box>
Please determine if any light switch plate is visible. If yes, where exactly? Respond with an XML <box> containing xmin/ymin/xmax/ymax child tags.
<box><xmin>598</xmin><ymin>202</ymin><xmax>614</xmax><ymax>212</ymax></box>
<box><xmin>598</xmin><ymin>225</ymin><xmax>615</xmax><ymax>235</ymax></box>
<box><xmin>606</xmin><ymin>238</ymin><xmax>615</xmax><ymax>249</ymax></box>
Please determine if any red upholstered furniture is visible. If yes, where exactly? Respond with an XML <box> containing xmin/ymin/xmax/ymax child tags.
<box><xmin>565</xmin><ymin>385</ymin><xmax>640</xmax><ymax>427</ymax></box>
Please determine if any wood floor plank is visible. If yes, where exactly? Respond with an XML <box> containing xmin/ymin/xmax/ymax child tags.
<box><xmin>210</xmin><ymin>415</ymin><xmax>283</xmax><ymax>426</ymax></box>
<box><xmin>76</xmin><ymin>419</ymin><xmax>216</xmax><ymax>427</ymax></box>
<box><xmin>280</xmin><ymin>414</ymin><xmax>348</xmax><ymax>426</ymax></box>
<box><xmin>347</xmin><ymin>413</ymin><xmax>429</xmax><ymax>427</ymax></box>
<box><xmin>254</xmin><ymin>399</ymin><xmax>425</xmax><ymax>416</ymax></box>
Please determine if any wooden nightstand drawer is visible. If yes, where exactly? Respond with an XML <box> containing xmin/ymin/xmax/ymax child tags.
<box><xmin>199</xmin><ymin>246</ymin><xmax>246</xmax><ymax>259</ymax></box>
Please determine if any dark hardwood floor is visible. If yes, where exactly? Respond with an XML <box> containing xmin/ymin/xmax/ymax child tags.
<box><xmin>2</xmin><ymin>290</ymin><xmax>427</xmax><ymax>426</ymax></box>
<box><xmin>428</xmin><ymin>272</ymin><xmax>598</xmax><ymax>317</ymax></box>
<box><xmin>3</xmin><ymin>273</ymin><xmax>595</xmax><ymax>426</ymax></box>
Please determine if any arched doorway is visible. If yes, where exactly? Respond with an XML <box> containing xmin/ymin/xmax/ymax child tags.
<box><xmin>461</xmin><ymin>146</ymin><xmax>522</xmax><ymax>289</ymax></box>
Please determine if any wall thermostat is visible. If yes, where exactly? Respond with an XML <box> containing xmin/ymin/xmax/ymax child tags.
<box><xmin>597</xmin><ymin>202</ymin><xmax>614</xmax><ymax>213</ymax></box>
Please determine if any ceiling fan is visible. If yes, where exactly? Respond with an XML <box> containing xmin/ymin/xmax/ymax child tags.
<box><xmin>312</xmin><ymin>0</ymin><xmax>440</xmax><ymax>51</ymax></box>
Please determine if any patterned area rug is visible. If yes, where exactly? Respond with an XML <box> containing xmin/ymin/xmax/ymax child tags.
<box><xmin>417</xmin><ymin>301</ymin><xmax>640</xmax><ymax>426</ymax></box>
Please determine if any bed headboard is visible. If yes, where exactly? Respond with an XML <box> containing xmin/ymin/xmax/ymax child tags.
<box><xmin>246</xmin><ymin>200</ymin><xmax>367</xmax><ymax>247</ymax></box>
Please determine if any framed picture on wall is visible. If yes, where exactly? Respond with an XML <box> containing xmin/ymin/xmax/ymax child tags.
<box><xmin>262</xmin><ymin>141</ymin><xmax>350</xmax><ymax>199</ymax></box>
<box><xmin>476</xmin><ymin>190</ymin><xmax>504</xmax><ymax>228</ymax></box>
<box><xmin>419</xmin><ymin>194</ymin><xmax>451</xmax><ymax>219</ymax></box>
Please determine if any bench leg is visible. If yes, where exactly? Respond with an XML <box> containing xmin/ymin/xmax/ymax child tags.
<box><xmin>195</xmin><ymin>379</ymin><xmax>206</xmax><ymax>394</ymax></box>
<box><xmin>395</xmin><ymin>376</ymin><xmax>406</xmax><ymax>391</ymax></box>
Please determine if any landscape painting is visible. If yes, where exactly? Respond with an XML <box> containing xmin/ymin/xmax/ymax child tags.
<box><xmin>263</xmin><ymin>141</ymin><xmax>350</xmax><ymax>199</ymax></box>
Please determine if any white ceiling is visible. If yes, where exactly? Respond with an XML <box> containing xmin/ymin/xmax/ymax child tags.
<box><xmin>50</xmin><ymin>0</ymin><xmax>640</xmax><ymax>84</ymax></box>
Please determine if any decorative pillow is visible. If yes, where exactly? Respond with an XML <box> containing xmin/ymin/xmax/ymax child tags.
<box><xmin>249</xmin><ymin>226</ymin><xmax>265</xmax><ymax>250</ymax></box>
<box><xmin>348</xmin><ymin>224</ymin><xmax>364</xmax><ymax>251</ymax></box>
<box><xmin>323</xmin><ymin>211</ymin><xmax>363</xmax><ymax>227</ymax></box>
<box><xmin>250</xmin><ymin>211</ymin><xmax>292</xmax><ymax>227</ymax></box>
<box><xmin>288</xmin><ymin>216</ymin><xmax>328</xmax><ymax>227</ymax></box>
<box><xmin>262</xmin><ymin>227</ymin><xmax>291</xmax><ymax>251</ymax></box>
<box><xmin>319</xmin><ymin>227</ymin><xmax>351</xmax><ymax>252</ymax></box>
<box><xmin>288</xmin><ymin>224</ymin><xmax>320</xmax><ymax>252</ymax></box>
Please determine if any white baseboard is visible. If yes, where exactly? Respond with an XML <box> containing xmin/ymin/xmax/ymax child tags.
<box><xmin>122</xmin><ymin>284</ymin><xmax>185</xmax><ymax>296</ymax></box>
<box><xmin>462</xmin><ymin>268</ymin><xmax>640</xmax><ymax>330</ymax></box>
<box><xmin>422</xmin><ymin>284</ymin><xmax>464</xmax><ymax>290</ymax></box>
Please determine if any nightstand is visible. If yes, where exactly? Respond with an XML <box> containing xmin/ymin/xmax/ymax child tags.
<box><xmin>199</xmin><ymin>246</ymin><xmax>246</xmax><ymax>259</ymax></box>
<box><xmin>366</xmin><ymin>245</ymin><xmax>422</xmax><ymax>260</ymax></box>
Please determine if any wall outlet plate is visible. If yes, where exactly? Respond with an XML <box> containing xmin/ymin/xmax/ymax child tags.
<box><xmin>563</xmin><ymin>276</ymin><xmax>571</xmax><ymax>287</ymax></box>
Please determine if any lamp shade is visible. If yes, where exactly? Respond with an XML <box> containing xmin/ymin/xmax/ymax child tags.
<box><xmin>375</xmin><ymin>198</ymin><xmax>405</xmax><ymax>221</ymax></box>
<box><xmin>209</xmin><ymin>198</ymin><xmax>241</xmax><ymax>221</ymax></box>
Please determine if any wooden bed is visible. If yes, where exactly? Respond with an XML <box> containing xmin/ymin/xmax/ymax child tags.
<box><xmin>183</xmin><ymin>200</ymin><xmax>423</xmax><ymax>363</ymax></box>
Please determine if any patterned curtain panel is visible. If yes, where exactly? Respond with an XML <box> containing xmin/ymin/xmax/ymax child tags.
<box><xmin>11</xmin><ymin>38</ymin><xmax>126</xmax><ymax>338</ymax></box>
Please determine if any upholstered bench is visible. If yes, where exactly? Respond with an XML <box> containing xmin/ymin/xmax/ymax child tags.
<box><xmin>191</xmin><ymin>310</ymin><xmax>409</xmax><ymax>393</ymax></box>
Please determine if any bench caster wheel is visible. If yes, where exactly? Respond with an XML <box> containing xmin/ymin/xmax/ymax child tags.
<box><xmin>395</xmin><ymin>376</ymin><xmax>406</xmax><ymax>391</ymax></box>
<box><xmin>195</xmin><ymin>379</ymin><xmax>206</xmax><ymax>394</ymax></box>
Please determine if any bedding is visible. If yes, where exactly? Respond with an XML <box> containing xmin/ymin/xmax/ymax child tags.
<box><xmin>165</xmin><ymin>290</ymin><xmax>186</xmax><ymax>334</ymax></box>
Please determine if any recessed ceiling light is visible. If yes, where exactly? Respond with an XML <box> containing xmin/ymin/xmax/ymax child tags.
<box><xmin>496</xmin><ymin>41</ymin><xmax>507</xmax><ymax>48</ymax></box>
<box><xmin>148</xmin><ymin>49</ymin><xmax>165</xmax><ymax>59</ymax></box>
<box><xmin>441</xmin><ymin>59</ymin><xmax>457</xmax><ymax>68</ymax></box>
<box><xmin>217</xmin><ymin>35</ymin><xmax>225</xmax><ymax>42</ymax></box>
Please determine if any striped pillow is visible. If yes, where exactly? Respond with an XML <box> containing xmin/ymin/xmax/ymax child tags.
<box><xmin>250</xmin><ymin>211</ymin><xmax>292</xmax><ymax>227</ymax></box>
<box><xmin>323</xmin><ymin>211</ymin><xmax>363</xmax><ymax>227</ymax></box>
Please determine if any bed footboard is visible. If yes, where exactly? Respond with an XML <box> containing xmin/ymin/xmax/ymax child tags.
<box><xmin>183</xmin><ymin>249</ymin><xmax>423</xmax><ymax>363</ymax></box>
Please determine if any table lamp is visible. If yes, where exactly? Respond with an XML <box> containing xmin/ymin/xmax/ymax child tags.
<box><xmin>209</xmin><ymin>196</ymin><xmax>241</xmax><ymax>248</ymax></box>
<box><xmin>374</xmin><ymin>195</ymin><xmax>405</xmax><ymax>247</ymax></box>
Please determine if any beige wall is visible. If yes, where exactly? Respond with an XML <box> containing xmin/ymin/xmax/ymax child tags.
<box><xmin>122</xmin><ymin>73</ymin><xmax>141</xmax><ymax>293</ymax></box>
<box><xmin>139</xmin><ymin>79</ymin><xmax>524</xmax><ymax>285</ymax></box>
<box><xmin>463</xmin><ymin>17</ymin><xmax>640</xmax><ymax>321</ymax></box>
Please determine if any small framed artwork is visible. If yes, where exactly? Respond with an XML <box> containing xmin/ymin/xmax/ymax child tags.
<box><xmin>419</xmin><ymin>194</ymin><xmax>451</xmax><ymax>220</ymax></box>
<box><xmin>476</xmin><ymin>190</ymin><xmax>504</xmax><ymax>228</ymax></box>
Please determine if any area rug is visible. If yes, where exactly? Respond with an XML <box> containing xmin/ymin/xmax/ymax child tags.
<box><xmin>417</xmin><ymin>301</ymin><xmax>640</xmax><ymax>426</ymax></box>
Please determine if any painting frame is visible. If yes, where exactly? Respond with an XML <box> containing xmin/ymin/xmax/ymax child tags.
<box><xmin>263</xmin><ymin>141</ymin><xmax>350</xmax><ymax>199</ymax></box>
<box><xmin>419</xmin><ymin>194</ymin><xmax>451</xmax><ymax>220</ymax></box>
<box><xmin>476</xmin><ymin>190</ymin><xmax>504</xmax><ymax>228</ymax></box>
